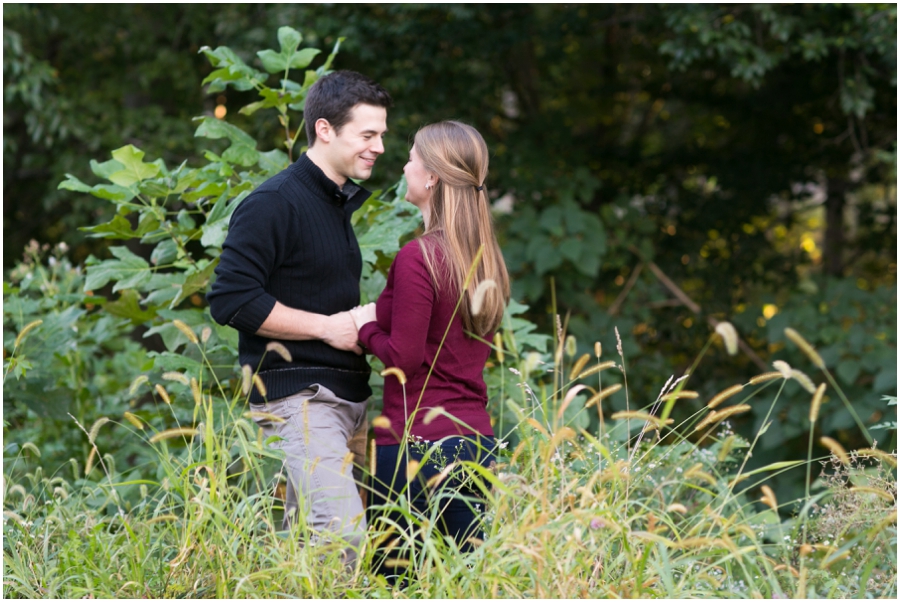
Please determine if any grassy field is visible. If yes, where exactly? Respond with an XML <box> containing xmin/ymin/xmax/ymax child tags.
<box><xmin>3</xmin><ymin>321</ymin><xmax>896</xmax><ymax>598</ymax></box>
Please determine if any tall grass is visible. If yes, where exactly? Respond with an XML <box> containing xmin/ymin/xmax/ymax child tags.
<box><xmin>3</xmin><ymin>320</ymin><xmax>896</xmax><ymax>598</ymax></box>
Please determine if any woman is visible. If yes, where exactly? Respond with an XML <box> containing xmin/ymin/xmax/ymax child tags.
<box><xmin>350</xmin><ymin>120</ymin><xmax>510</xmax><ymax>567</ymax></box>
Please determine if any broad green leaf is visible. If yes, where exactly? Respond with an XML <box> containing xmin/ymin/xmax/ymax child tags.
<box><xmin>182</xmin><ymin>180</ymin><xmax>228</xmax><ymax>203</ymax></box>
<box><xmin>150</xmin><ymin>239</ymin><xmax>179</xmax><ymax>267</ymax></box>
<box><xmin>222</xmin><ymin>144</ymin><xmax>259</xmax><ymax>166</ymax></box>
<box><xmin>171</xmin><ymin>260</ymin><xmax>219</xmax><ymax>308</ymax></box>
<box><xmin>90</xmin><ymin>158</ymin><xmax>125</xmax><ymax>180</ymax></box>
<box><xmin>277</xmin><ymin>26</ymin><xmax>302</xmax><ymax>54</ymax></box>
<box><xmin>107</xmin><ymin>145</ymin><xmax>160</xmax><ymax>187</ymax></box>
<box><xmin>258</xmin><ymin>149</ymin><xmax>290</xmax><ymax>174</ymax></box>
<box><xmin>193</xmin><ymin>116</ymin><xmax>257</xmax><ymax>148</ymax></box>
<box><xmin>289</xmin><ymin>48</ymin><xmax>320</xmax><ymax>70</ymax></box>
<box><xmin>238</xmin><ymin>100</ymin><xmax>267</xmax><ymax>116</ymax></box>
<box><xmin>207</xmin><ymin>189</ymin><xmax>248</xmax><ymax>225</ymax></box>
<box><xmin>200</xmin><ymin>220</ymin><xmax>228</xmax><ymax>248</ymax></box>
<box><xmin>58</xmin><ymin>174</ymin><xmax>93</xmax><ymax>193</ymax></box>
<box><xmin>84</xmin><ymin>246</ymin><xmax>151</xmax><ymax>292</ymax></box>
<box><xmin>90</xmin><ymin>184</ymin><xmax>135</xmax><ymax>203</ymax></box>
<box><xmin>80</xmin><ymin>214</ymin><xmax>159</xmax><ymax>240</ymax></box>
<box><xmin>147</xmin><ymin>351</ymin><xmax>205</xmax><ymax>375</ymax></box>
<box><xmin>105</xmin><ymin>289</ymin><xmax>157</xmax><ymax>324</ymax></box>
<box><xmin>257</xmin><ymin>49</ymin><xmax>287</xmax><ymax>74</ymax></box>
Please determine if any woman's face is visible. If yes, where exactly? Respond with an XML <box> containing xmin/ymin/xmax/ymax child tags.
<box><xmin>403</xmin><ymin>143</ymin><xmax>435</xmax><ymax>208</ymax></box>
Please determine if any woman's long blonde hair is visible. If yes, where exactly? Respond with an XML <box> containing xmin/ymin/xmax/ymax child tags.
<box><xmin>414</xmin><ymin>121</ymin><xmax>510</xmax><ymax>338</ymax></box>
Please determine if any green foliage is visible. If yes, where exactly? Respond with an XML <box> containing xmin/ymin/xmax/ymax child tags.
<box><xmin>3</xmin><ymin>27</ymin><xmax>418</xmax><ymax>486</ymax></box>
<box><xmin>4</xmin><ymin>310</ymin><xmax>896</xmax><ymax>598</ymax></box>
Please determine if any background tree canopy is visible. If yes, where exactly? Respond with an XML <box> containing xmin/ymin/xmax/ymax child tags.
<box><xmin>4</xmin><ymin>4</ymin><xmax>896</xmax><ymax>504</ymax></box>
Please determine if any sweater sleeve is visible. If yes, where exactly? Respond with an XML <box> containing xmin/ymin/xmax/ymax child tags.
<box><xmin>206</xmin><ymin>191</ymin><xmax>291</xmax><ymax>334</ymax></box>
<box><xmin>359</xmin><ymin>243</ymin><xmax>435</xmax><ymax>378</ymax></box>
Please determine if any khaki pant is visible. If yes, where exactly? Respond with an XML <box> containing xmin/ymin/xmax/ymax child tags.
<box><xmin>251</xmin><ymin>384</ymin><xmax>368</xmax><ymax>564</ymax></box>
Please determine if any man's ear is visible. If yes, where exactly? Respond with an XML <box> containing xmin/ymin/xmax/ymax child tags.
<box><xmin>314</xmin><ymin>118</ymin><xmax>334</xmax><ymax>144</ymax></box>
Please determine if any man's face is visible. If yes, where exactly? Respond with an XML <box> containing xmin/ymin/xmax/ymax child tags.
<box><xmin>320</xmin><ymin>103</ymin><xmax>388</xmax><ymax>184</ymax></box>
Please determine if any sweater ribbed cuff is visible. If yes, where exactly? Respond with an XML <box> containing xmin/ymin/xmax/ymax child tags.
<box><xmin>229</xmin><ymin>294</ymin><xmax>277</xmax><ymax>334</ymax></box>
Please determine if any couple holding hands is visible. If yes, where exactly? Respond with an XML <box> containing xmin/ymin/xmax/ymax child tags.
<box><xmin>208</xmin><ymin>70</ymin><xmax>509</xmax><ymax>572</ymax></box>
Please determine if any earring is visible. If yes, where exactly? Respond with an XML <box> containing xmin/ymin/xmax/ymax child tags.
<box><xmin>425</xmin><ymin>183</ymin><xmax>432</xmax><ymax>190</ymax></box>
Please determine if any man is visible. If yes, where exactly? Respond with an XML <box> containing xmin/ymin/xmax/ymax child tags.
<box><xmin>207</xmin><ymin>70</ymin><xmax>391</xmax><ymax>564</ymax></box>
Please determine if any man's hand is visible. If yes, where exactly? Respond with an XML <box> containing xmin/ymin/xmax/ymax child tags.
<box><xmin>321</xmin><ymin>311</ymin><xmax>363</xmax><ymax>355</ymax></box>
<box><xmin>254</xmin><ymin>302</ymin><xmax>362</xmax><ymax>354</ymax></box>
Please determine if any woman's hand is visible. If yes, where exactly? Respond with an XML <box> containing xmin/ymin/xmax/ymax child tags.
<box><xmin>349</xmin><ymin>303</ymin><xmax>377</xmax><ymax>331</ymax></box>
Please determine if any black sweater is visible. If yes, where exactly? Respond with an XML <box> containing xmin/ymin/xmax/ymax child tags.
<box><xmin>207</xmin><ymin>154</ymin><xmax>372</xmax><ymax>404</ymax></box>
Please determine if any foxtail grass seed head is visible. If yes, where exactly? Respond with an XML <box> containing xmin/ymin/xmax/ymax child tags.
<box><xmin>660</xmin><ymin>390</ymin><xmax>699</xmax><ymax>402</ymax></box>
<box><xmin>577</xmin><ymin>360</ymin><xmax>616</xmax><ymax>379</ymax></box>
<box><xmin>123</xmin><ymin>412</ymin><xmax>144</xmax><ymax>430</ymax></box>
<box><xmin>784</xmin><ymin>327</ymin><xmax>825</xmax><ymax>369</ymax></box>
<box><xmin>243</xmin><ymin>411</ymin><xmax>286</xmax><ymax>423</ymax></box>
<box><xmin>201</xmin><ymin>326</ymin><xmax>212</xmax><ymax>344</ymax></box>
<box><xmin>493</xmin><ymin>332</ymin><xmax>504</xmax><ymax>364</ymax></box>
<box><xmin>749</xmin><ymin>371</ymin><xmax>782</xmax><ymax>385</ymax></box>
<box><xmin>149</xmin><ymin>428</ymin><xmax>199</xmax><ymax>444</ymax></box>
<box><xmin>565</xmin><ymin>335</ymin><xmax>577</xmax><ymax>358</ymax></box>
<box><xmin>155</xmin><ymin>384</ymin><xmax>171</xmax><ymax>405</ymax></box>
<box><xmin>423</xmin><ymin>406</ymin><xmax>445</xmax><ymax>425</ymax></box>
<box><xmin>707</xmin><ymin>384</ymin><xmax>745</xmax><ymax>409</ymax></box>
<box><xmin>667</xmin><ymin>503</ymin><xmax>688</xmax><ymax>514</ymax></box>
<box><xmin>714</xmin><ymin>404</ymin><xmax>751</xmax><ymax>421</ymax></box>
<box><xmin>856</xmin><ymin>448</ymin><xmax>897</xmax><ymax>468</ymax></box>
<box><xmin>14</xmin><ymin>319</ymin><xmax>42</xmax><ymax>348</ymax></box>
<box><xmin>380</xmin><ymin>366</ymin><xmax>407</xmax><ymax>385</ymax></box>
<box><xmin>594</xmin><ymin>342</ymin><xmax>602</xmax><ymax>358</ymax></box>
<box><xmin>760</xmin><ymin>485</ymin><xmax>778</xmax><ymax>509</ymax></box>
<box><xmin>371</xmin><ymin>415</ymin><xmax>391</xmax><ymax>429</ymax></box>
<box><xmin>611</xmin><ymin>411</ymin><xmax>671</xmax><ymax>429</ymax></box>
<box><xmin>717</xmin><ymin>435</ymin><xmax>736</xmax><ymax>462</ymax></box>
<box><xmin>85</xmin><ymin>447</ymin><xmax>97</xmax><ymax>476</ymax></box>
<box><xmin>586</xmin><ymin>383</ymin><xmax>622</xmax><ymax>408</ymax></box>
<box><xmin>129</xmin><ymin>374</ymin><xmax>149</xmax><ymax>395</ymax></box>
<box><xmin>265</xmin><ymin>341</ymin><xmax>293</xmax><ymax>362</ymax></box>
<box><xmin>773</xmin><ymin>360</ymin><xmax>792</xmax><ymax>379</ymax></box>
<box><xmin>162</xmin><ymin>371</ymin><xmax>190</xmax><ymax>386</ymax></box>
<box><xmin>809</xmin><ymin>383</ymin><xmax>826</xmax><ymax>423</ymax></box>
<box><xmin>88</xmin><ymin>417</ymin><xmax>110</xmax><ymax>444</ymax></box>
<box><xmin>790</xmin><ymin>369</ymin><xmax>816</xmax><ymax>394</ymax></box>
<box><xmin>252</xmin><ymin>374</ymin><xmax>267</xmax><ymax>398</ymax></box>
<box><xmin>570</xmin><ymin>353</ymin><xmax>591</xmax><ymax>380</ymax></box>
<box><xmin>471</xmin><ymin>279</ymin><xmax>498</xmax><ymax>316</ymax></box>
<box><xmin>819</xmin><ymin>436</ymin><xmax>850</xmax><ymax>465</ymax></box>
<box><xmin>190</xmin><ymin>378</ymin><xmax>201</xmax><ymax>405</ymax></box>
<box><xmin>241</xmin><ymin>364</ymin><xmax>252</xmax><ymax>396</ymax></box>
<box><xmin>714</xmin><ymin>321</ymin><xmax>739</xmax><ymax>356</ymax></box>
<box><xmin>173</xmin><ymin>319</ymin><xmax>199</xmax><ymax>345</ymax></box>
<box><xmin>406</xmin><ymin>459</ymin><xmax>421</xmax><ymax>481</ymax></box>
<box><xmin>615</xmin><ymin>326</ymin><xmax>623</xmax><ymax>357</ymax></box>
<box><xmin>524</xmin><ymin>352</ymin><xmax>542</xmax><ymax>375</ymax></box>
<box><xmin>849</xmin><ymin>486</ymin><xmax>895</xmax><ymax>502</ymax></box>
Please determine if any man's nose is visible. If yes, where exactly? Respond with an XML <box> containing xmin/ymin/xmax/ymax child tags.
<box><xmin>371</xmin><ymin>136</ymin><xmax>385</xmax><ymax>155</ymax></box>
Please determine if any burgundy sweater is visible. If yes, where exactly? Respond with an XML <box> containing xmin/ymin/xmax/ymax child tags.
<box><xmin>359</xmin><ymin>238</ymin><xmax>494</xmax><ymax>445</ymax></box>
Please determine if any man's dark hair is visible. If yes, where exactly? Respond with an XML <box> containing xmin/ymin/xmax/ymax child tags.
<box><xmin>304</xmin><ymin>70</ymin><xmax>392</xmax><ymax>146</ymax></box>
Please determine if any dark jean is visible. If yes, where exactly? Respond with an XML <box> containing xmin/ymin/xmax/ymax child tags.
<box><xmin>368</xmin><ymin>435</ymin><xmax>496</xmax><ymax>578</ymax></box>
